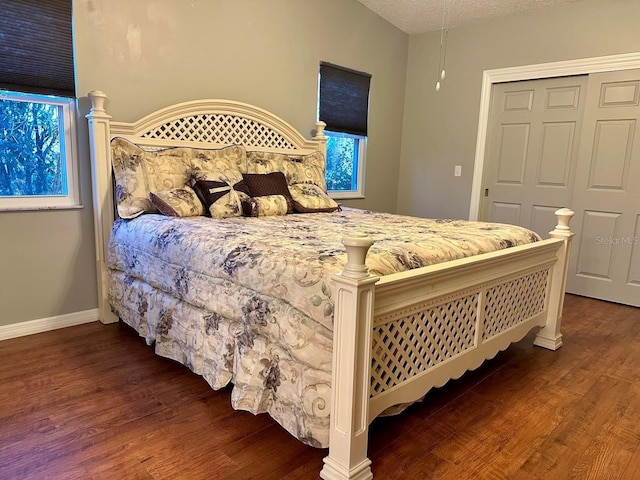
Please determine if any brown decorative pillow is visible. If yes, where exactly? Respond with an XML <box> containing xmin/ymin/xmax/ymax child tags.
<box><xmin>241</xmin><ymin>195</ymin><xmax>289</xmax><ymax>217</ymax></box>
<box><xmin>148</xmin><ymin>186</ymin><xmax>205</xmax><ymax>217</ymax></box>
<box><xmin>242</xmin><ymin>172</ymin><xmax>293</xmax><ymax>213</ymax></box>
<box><xmin>289</xmin><ymin>183</ymin><xmax>340</xmax><ymax>213</ymax></box>
<box><xmin>191</xmin><ymin>178</ymin><xmax>251</xmax><ymax>219</ymax></box>
<box><xmin>246</xmin><ymin>151</ymin><xmax>327</xmax><ymax>192</ymax></box>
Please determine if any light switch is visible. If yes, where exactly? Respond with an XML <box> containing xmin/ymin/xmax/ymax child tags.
<box><xmin>454</xmin><ymin>165</ymin><xmax>462</xmax><ymax>177</ymax></box>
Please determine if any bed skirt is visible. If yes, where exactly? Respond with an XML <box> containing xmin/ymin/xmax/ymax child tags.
<box><xmin>110</xmin><ymin>271</ymin><xmax>332</xmax><ymax>448</ymax></box>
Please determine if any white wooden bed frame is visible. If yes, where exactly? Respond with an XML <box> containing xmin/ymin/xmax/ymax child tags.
<box><xmin>86</xmin><ymin>90</ymin><xmax>574</xmax><ymax>480</ymax></box>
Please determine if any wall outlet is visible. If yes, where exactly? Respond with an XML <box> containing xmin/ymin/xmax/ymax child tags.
<box><xmin>454</xmin><ymin>165</ymin><xmax>462</xmax><ymax>177</ymax></box>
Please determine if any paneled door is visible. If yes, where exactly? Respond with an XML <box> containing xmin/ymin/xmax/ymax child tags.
<box><xmin>568</xmin><ymin>69</ymin><xmax>640</xmax><ymax>306</ymax></box>
<box><xmin>481</xmin><ymin>76</ymin><xmax>588</xmax><ymax>237</ymax></box>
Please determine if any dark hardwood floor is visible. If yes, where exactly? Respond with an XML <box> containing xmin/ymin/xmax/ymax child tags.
<box><xmin>1</xmin><ymin>294</ymin><xmax>639</xmax><ymax>479</ymax></box>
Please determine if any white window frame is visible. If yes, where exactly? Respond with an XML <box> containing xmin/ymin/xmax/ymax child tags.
<box><xmin>0</xmin><ymin>90</ymin><xmax>81</xmax><ymax>211</ymax></box>
<box><xmin>325</xmin><ymin>130</ymin><xmax>367</xmax><ymax>200</ymax></box>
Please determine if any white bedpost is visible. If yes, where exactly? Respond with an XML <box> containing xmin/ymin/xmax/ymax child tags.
<box><xmin>86</xmin><ymin>91</ymin><xmax>118</xmax><ymax>324</ymax></box>
<box><xmin>535</xmin><ymin>208</ymin><xmax>575</xmax><ymax>350</ymax></box>
<box><xmin>320</xmin><ymin>233</ymin><xmax>379</xmax><ymax>480</ymax></box>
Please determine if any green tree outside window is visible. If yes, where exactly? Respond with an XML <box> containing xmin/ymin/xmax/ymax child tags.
<box><xmin>0</xmin><ymin>97</ymin><xmax>64</xmax><ymax>197</ymax></box>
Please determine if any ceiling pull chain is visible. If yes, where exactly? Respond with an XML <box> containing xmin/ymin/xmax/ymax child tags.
<box><xmin>436</xmin><ymin>0</ymin><xmax>449</xmax><ymax>91</ymax></box>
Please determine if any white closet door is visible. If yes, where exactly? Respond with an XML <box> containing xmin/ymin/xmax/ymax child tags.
<box><xmin>481</xmin><ymin>76</ymin><xmax>588</xmax><ymax>237</ymax></box>
<box><xmin>568</xmin><ymin>69</ymin><xmax>640</xmax><ymax>306</ymax></box>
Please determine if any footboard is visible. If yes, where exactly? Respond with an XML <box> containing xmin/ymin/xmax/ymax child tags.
<box><xmin>320</xmin><ymin>209</ymin><xmax>574</xmax><ymax>480</ymax></box>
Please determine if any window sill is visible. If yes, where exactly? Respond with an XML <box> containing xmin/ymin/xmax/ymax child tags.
<box><xmin>0</xmin><ymin>204</ymin><xmax>84</xmax><ymax>212</ymax></box>
<box><xmin>329</xmin><ymin>192</ymin><xmax>365</xmax><ymax>201</ymax></box>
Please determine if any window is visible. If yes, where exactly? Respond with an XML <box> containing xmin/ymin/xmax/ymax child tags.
<box><xmin>319</xmin><ymin>62</ymin><xmax>371</xmax><ymax>199</ymax></box>
<box><xmin>325</xmin><ymin>131</ymin><xmax>365</xmax><ymax>192</ymax></box>
<box><xmin>0</xmin><ymin>90</ymin><xmax>79</xmax><ymax>209</ymax></box>
<box><xmin>0</xmin><ymin>0</ymin><xmax>79</xmax><ymax>210</ymax></box>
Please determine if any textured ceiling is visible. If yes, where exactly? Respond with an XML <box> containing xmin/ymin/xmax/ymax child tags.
<box><xmin>358</xmin><ymin>0</ymin><xmax>582</xmax><ymax>34</ymax></box>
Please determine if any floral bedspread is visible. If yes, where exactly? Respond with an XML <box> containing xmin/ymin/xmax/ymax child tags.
<box><xmin>107</xmin><ymin>208</ymin><xmax>540</xmax><ymax>447</ymax></box>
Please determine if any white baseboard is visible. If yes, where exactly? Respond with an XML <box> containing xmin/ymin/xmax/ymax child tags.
<box><xmin>0</xmin><ymin>309</ymin><xmax>99</xmax><ymax>341</ymax></box>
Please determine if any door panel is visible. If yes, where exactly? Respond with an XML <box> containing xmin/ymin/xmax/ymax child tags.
<box><xmin>490</xmin><ymin>202</ymin><xmax>521</xmax><ymax>225</ymax></box>
<box><xmin>504</xmin><ymin>89</ymin><xmax>534</xmax><ymax>111</ymax></box>
<box><xmin>531</xmin><ymin>205</ymin><xmax>560</xmax><ymax>237</ymax></box>
<box><xmin>599</xmin><ymin>81</ymin><xmax>639</xmax><ymax>106</ymax></box>
<box><xmin>546</xmin><ymin>85</ymin><xmax>581</xmax><ymax>109</ymax></box>
<box><xmin>496</xmin><ymin>124</ymin><xmax>528</xmax><ymax>184</ymax></box>
<box><xmin>481</xmin><ymin>76</ymin><xmax>588</xmax><ymax>236</ymax></box>
<box><xmin>588</xmin><ymin>120</ymin><xmax>635</xmax><ymax>189</ymax></box>
<box><xmin>537</xmin><ymin>122</ymin><xmax>575</xmax><ymax>186</ymax></box>
<box><xmin>575</xmin><ymin>210</ymin><xmax>620</xmax><ymax>279</ymax></box>
<box><xmin>568</xmin><ymin>69</ymin><xmax>640</xmax><ymax>306</ymax></box>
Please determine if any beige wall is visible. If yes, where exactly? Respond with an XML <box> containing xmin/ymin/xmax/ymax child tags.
<box><xmin>0</xmin><ymin>204</ymin><xmax>97</xmax><ymax>326</ymax></box>
<box><xmin>0</xmin><ymin>0</ymin><xmax>408</xmax><ymax>328</ymax></box>
<box><xmin>397</xmin><ymin>0</ymin><xmax>640</xmax><ymax>220</ymax></box>
<box><xmin>74</xmin><ymin>0</ymin><xmax>408</xmax><ymax>213</ymax></box>
<box><xmin>1</xmin><ymin>106</ymin><xmax>97</xmax><ymax>326</ymax></box>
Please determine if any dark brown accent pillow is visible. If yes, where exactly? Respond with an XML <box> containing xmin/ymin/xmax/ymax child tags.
<box><xmin>192</xmin><ymin>180</ymin><xmax>249</xmax><ymax>216</ymax></box>
<box><xmin>242</xmin><ymin>172</ymin><xmax>294</xmax><ymax>213</ymax></box>
<box><xmin>192</xmin><ymin>179</ymin><xmax>248</xmax><ymax>206</ymax></box>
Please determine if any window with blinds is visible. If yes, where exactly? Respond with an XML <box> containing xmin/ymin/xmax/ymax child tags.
<box><xmin>0</xmin><ymin>0</ymin><xmax>80</xmax><ymax>210</ymax></box>
<box><xmin>319</xmin><ymin>62</ymin><xmax>371</xmax><ymax>198</ymax></box>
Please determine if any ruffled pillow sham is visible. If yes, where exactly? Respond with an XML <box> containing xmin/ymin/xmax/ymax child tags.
<box><xmin>110</xmin><ymin>137</ymin><xmax>247</xmax><ymax>219</ymax></box>
<box><xmin>246</xmin><ymin>151</ymin><xmax>327</xmax><ymax>192</ymax></box>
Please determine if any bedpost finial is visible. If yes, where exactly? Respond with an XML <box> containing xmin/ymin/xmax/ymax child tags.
<box><xmin>553</xmin><ymin>208</ymin><xmax>575</xmax><ymax>232</ymax></box>
<box><xmin>88</xmin><ymin>90</ymin><xmax>108</xmax><ymax>113</ymax></box>
<box><xmin>341</xmin><ymin>232</ymin><xmax>373</xmax><ymax>279</ymax></box>
<box><xmin>550</xmin><ymin>208</ymin><xmax>575</xmax><ymax>239</ymax></box>
<box><xmin>314</xmin><ymin>121</ymin><xmax>327</xmax><ymax>140</ymax></box>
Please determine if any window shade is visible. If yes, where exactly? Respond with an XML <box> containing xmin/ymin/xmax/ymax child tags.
<box><xmin>319</xmin><ymin>62</ymin><xmax>371</xmax><ymax>137</ymax></box>
<box><xmin>0</xmin><ymin>0</ymin><xmax>75</xmax><ymax>97</ymax></box>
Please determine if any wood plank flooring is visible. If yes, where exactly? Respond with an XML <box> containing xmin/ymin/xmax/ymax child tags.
<box><xmin>1</xmin><ymin>294</ymin><xmax>639</xmax><ymax>479</ymax></box>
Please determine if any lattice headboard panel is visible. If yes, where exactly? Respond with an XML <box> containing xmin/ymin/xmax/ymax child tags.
<box><xmin>101</xmin><ymin>96</ymin><xmax>326</xmax><ymax>155</ymax></box>
<box><xmin>140</xmin><ymin>113</ymin><xmax>298</xmax><ymax>150</ymax></box>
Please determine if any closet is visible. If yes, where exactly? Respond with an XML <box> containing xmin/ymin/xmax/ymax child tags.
<box><xmin>482</xmin><ymin>69</ymin><xmax>640</xmax><ymax>306</ymax></box>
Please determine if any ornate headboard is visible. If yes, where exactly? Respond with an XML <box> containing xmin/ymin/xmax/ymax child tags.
<box><xmin>86</xmin><ymin>90</ymin><xmax>327</xmax><ymax>323</ymax></box>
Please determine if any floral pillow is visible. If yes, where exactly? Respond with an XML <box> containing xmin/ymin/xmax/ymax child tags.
<box><xmin>241</xmin><ymin>195</ymin><xmax>289</xmax><ymax>217</ymax></box>
<box><xmin>148</xmin><ymin>186</ymin><xmax>204</xmax><ymax>217</ymax></box>
<box><xmin>110</xmin><ymin>138</ymin><xmax>248</xmax><ymax>219</ymax></box>
<box><xmin>289</xmin><ymin>183</ymin><xmax>340</xmax><ymax>213</ymax></box>
<box><xmin>188</xmin><ymin>144</ymin><xmax>247</xmax><ymax>178</ymax></box>
<box><xmin>246</xmin><ymin>151</ymin><xmax>327</xmax><ymax>192</ymax></box>
<box><xmin>111</xmin><ymin>138</ymin><xmax>192</xmax><ymax>219</ymax></box>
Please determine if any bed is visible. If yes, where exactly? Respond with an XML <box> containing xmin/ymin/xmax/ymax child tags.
<box><xmin>86</xmin><ymin>91</ymin><xmax>575</xmax><ymax>480</ymax></box>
